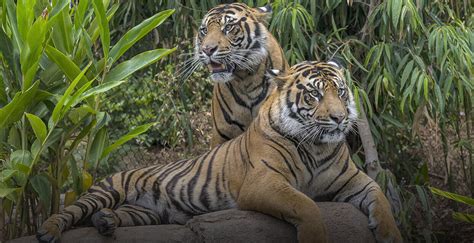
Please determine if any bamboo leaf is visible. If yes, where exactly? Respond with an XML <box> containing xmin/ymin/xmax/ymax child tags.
<box><xmin>400</xmin><ymin>60</ymin><xmax>414</xmax><ymax>90</ymax></box>
<box><xmin>452</xmin><ymin>212</ymin><xmax>474</xmax><ymax>223</ymax></box>
<box><xmin>430</xmin><ymin>187</ymin><xmax>474</xmax><ymax>206</ymax></box>
<box><xmin>391</xmin><ymin>0</ymin><xmax>402</xmax><ymax>29</ymax></box>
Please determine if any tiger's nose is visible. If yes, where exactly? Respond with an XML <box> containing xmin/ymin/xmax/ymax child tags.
<box><xmin>330</xmin><ymin>112</ymin><xmax>345</xmax><ymax>124</ymax></box>
<box><xmin>202</xmin><ymin>45</ymin><xmax>218</xmax><ymax>56</ymax></box>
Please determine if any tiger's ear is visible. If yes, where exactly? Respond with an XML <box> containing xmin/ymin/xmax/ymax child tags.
<box><xmin>327</xmin><ymin>58</ymin><xmax>345</xmax><ymax>70</ymax></box>
<box><xmin>266</xmin><ymin>69</ymin><xmax>287</xmax><ymax>89</ymax></box>
<box><xmin>252</xmin><ymin>5</ymin><xmax>272</xmax><ymax>25</ymax></box>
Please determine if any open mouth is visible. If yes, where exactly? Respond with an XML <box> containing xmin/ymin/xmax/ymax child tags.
<box><xmin>207</xmin><ymin>61</ymin><xmax>234</xmax><ymax>73</ymax></box>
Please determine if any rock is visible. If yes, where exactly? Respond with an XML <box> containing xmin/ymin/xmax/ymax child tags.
<box><xmin>186</xmin><ymin>209</ymin><xmax>296</xmax><ymax>243</ymax></box>
<box><xmin>9</xmin><ymin>203</ymin><xmax>374</xmax><ymax>243</ymax></box>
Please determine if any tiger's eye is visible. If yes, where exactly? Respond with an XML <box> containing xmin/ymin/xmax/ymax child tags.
<box><xmin>310</xmin><ymin>90</ymin><xmax>320</xmax><ymax>98</ymax></box>
<box><xmin>338</xmin><ymin>88</ymin><xmax>345</xmax><ymax>96</ymax></box>
<box><xmin>223</xmin><ymin>24</ymin><xmax>233</xmax><ymax>33</ymax></box>
<box><xmin>200</xmin><ymin>26</ymin><xmax>207</xmax><ymax>35</ymax></box>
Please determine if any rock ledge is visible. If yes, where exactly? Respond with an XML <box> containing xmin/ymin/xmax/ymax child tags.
<box><xmin>10</xmin><ymin>202</ymin><xmax>374</xmax><ymax>243</ymax></box>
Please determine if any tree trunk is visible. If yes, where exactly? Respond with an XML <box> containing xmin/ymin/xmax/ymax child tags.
<box><xmin>357</xmin><ymin>99</ymin><xmax>402</xmax><ymax>217</ymax></box>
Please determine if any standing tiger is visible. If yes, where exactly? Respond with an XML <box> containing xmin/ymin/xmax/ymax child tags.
<box><xmin>37</xmin><ymin>61</ymin><xmax>401</xmax><ymax>243</ymax></box>
<box><xmin>187</xmin><ymin>2</ymin><xmax>288</xmax><ymax>147</ymax></box>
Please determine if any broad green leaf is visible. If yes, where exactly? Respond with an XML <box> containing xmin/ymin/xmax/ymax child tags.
<box><xmin>5</xmin><ymin>0</ymin><xmax>22</xmax><ymax>50</ymax></box>
<box><xmin>68</xmin><ymin>106</ymin><xmax>95</xmax><ymax>124</ymax></box>
<box><xmin>82</xmin><ymin>171</ymin><xmax>93</xmax><ymax>191</ymax></box>
<box><xmin>45</xmin><ymin>45</ymin><xmax>89</xmax><ymax>86</ymax></box>
<box><xmin>50</xmin><ymin>7</ymin><xmax>74</xmax><ymax>54</ymax></box>
<box><xmin>30</xmin><ymin>174</ymin><xmax>51</xmax><ymax>210</ymax></box>
<box><xmin>74</xmin><ymin>0</ymin><xmax>90</xmax><ymax>30</ymax></box>
<box><xmin>0</xmin><ymin>187</ymin><xmax>18</xmax><ymax>198</ymax></box>
<box><xmin>104</xmin><ymin>48</ymin><xmax>176</xmax><ymax>83</ymax></box>
<box><xmin>0</xmin><ymin>169</ymin><xmax>17</xmax><ymax>183</ymax></box>
<box><xmin>63</xmin><ymin>80</ymin><xmax>94</xmax><ymax>116</ymax></box>
<box><xmin>430</xmin><ymin>187</ymin><xmax>474</xmax><ymax>206</ymax></box>
<box><xmin>48</xmin><ymin>0</ymin><xmax>69</xmax><ymax>25</ymax></box>
<box><xmin>16</xmin><ymin>0</ymin><xmax>36</xmax><ymax>41</ymax></box>
<box><xmin>109</xmin><ymin>9</ymin><xmax>175</xmax><ymax>64</ymax></box>
<box><xmin>0</xmin><ymin>81</ymin><xmax>39</xmax><ymax>128</ymax></box>
<box><xmin>101</xmin><ymin>122</ymin><xmax>156</xmax><ymax>159</ymax></box>
<box><xmin>20</xmin><ymin>12</ymin><xmax>48</xmax><ymax>90</ymax></box>
<box><xmin>10</xmin><ymin>150</ymin><xmax>32</xmax><ymax>176</ymax></box>
<box><xmin>0</xmin><ymin>77</ymin><xmax>7</xmax><ymax>105</ymax></box>
<box><xmin>89</xmin><ymin>127</ymin><xmax>108</xmax><ymax>166</ymax></box>
<box><xmin>30</xmin><ymin>139</ymin><xmax>41</xmax><ymax>158</ymax></box>
<box><xmin>92</xmin><ymin>0</ymin><xmax>110</xmax><ymax>59</ymax></box>
<box><xmin>78</xmin><ymin>80</ymin><xmax>125</xmax><ymax>102</ymax></box>
<box><xmin>25</xmin><ymin>113</ymin><xmax>47</xmax><ymax>143</ymax></box>
<box><xmin>51</xmin><ymin>62</ymin><xmax>92</xmax><ymax>124</ymax></box>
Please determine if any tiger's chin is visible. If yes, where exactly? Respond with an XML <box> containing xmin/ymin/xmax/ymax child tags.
<box><xmin>210</xmin><ymin>72</ymin><xmax>234</xmax><ymax>83</ymax></box>
<box><xmin>317</xmin><ymin>132</ymin><xmax>346</xmax><ymax>143</ymax></box>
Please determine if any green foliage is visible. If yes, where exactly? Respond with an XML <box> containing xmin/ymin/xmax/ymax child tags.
<box><xmin>104</xmin><ymin>65</ymin><xmax>212</xmax><ymax>148</ymax></box>
<box><xmin>0</xmin><ymin>0</ymin><xmax>174</xmax><ymax>240</ymax></box>
<box><xmin>108</xmin><ymin>0</ymin><xmax>472</xmax><ymax>241</ymax></box>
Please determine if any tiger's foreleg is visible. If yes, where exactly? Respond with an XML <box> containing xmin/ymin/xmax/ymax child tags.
<box><xmin>92</xmin><ymin>204</ymin><xmax>161</xmax><ymax>236</ymax></box>
<box><xmin>37</xmin><ymin>177</ymin><xmax>126</xmax><ymax>243</ymax></box>
<box><xmin>238</xmin><ymin>177</ymin><xmax>328</xmax><ymax>243</ymax></box>
<box><xmin>333</xmin><ymin>170</ymin><xmax>402</xmax><ymax>243</ymax></box>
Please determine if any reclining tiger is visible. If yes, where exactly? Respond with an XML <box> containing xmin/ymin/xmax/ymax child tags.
<box><xmin>186</xmin><ymin>2</ymin><xmax>289</xmax><ymax>147</ymax></box>
<box><xmin>37</xmin><ymin>61</ymin><xmax>402</xmax><ymax>243</ymax></box>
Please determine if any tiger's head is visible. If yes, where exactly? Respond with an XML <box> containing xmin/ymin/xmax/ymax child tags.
<box><xmin>195</xmin><ymin>3</ymin><xmax>272</xmax><ymax>83</ymax></box>
<box><xmin>268</xmin><ymin>61</ymin><xmax>357</xmax><ymax>143</ymax></box>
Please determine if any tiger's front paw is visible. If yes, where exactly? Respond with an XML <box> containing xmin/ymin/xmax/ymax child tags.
<box><xmin>370</xmin><ymin>218</ymin><xmax>402</xmax><ymax>243</ymax></box>
<box><xmin>36</xmin><ymin>215</ymin><xmax>62</xmax><ymax>243</ymax></box>
<box><xmin>92</xmin><ymin>208</ymin><xmax>119</xmax><ymax>236</ymax></box>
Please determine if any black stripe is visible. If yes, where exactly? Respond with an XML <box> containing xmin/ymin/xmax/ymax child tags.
<box><xmin>332</xmin><ymin>170</ymin><xmax>361</xmax><ymax>196</ymax></box>
<box><xmin>187</xmin><ymin>151</ymin><xmax>214</xmax><ymax>212</ymax></box>
<box><xmin>318</xmin><ymin>143</ymin><xmax>345</xmax><ymax>172</ymax></box>
<box><xmin>260</xmin><ymin>159</ymin><xmax>290</xmax><ymax>183</ymax></box>
<box><xmin>342</xmin><ymin>182</ymin><xmax>374</xmax><ymax>203</ymax></box>
<box><xmin>216</xmin><ymin>90</ymin><xmax>245</xmax><ymax>131</ymax></box>
<box><xmin>324</xmin><ymin>158</ymin><xmax>349</xmax><ymax>191</ymax></box>
<box><xmin>267</xmin><ymin>143</ymin><xmax>297</xmax><ymax>181</ymax></box>
<box><xmin>200</xmin><ymin>147</ymin><xmax>221</xmax><ymax>210</ymax></box>
<box><xmin>358</xmin><ymin>187</ymin><xmax>378</xmax><ymax>210</ymax></box>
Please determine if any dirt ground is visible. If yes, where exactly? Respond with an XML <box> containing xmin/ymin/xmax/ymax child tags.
<box><xmin>413</xmin><ymin>113</ymin><xmax>474</xmax><ymax>241</ymax></box>
<box><xmin>114</xmin><ymin>110</ymin><xmax>474</xmax><ymax>241</ymax></box>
